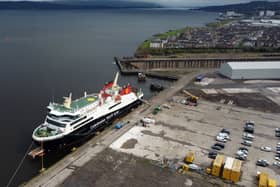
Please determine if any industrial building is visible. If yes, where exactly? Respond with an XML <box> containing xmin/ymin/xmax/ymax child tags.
<box><xmin>219</xmin><ymin>61</ymin><xmax>280</xmax><ymax>80</ymax></box>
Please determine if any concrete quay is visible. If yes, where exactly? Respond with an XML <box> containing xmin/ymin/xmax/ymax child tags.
<box><xmin>23</xmin><ymin>71</ymin><xmax>203</xmax><ymax>187</ymax></box>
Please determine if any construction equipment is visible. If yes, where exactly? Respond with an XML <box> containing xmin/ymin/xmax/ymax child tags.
<box><xmin>185</xmin><ymin>151</ymin><xmax>195</xmax><ymax>164</ymax></box>
<box><xmin>182</xmin><ymin>90</ymin><xmax>199</xmax><ymax>106</ymax></box>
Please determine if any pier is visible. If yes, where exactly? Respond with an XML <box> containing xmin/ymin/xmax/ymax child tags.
<box><xmin>116</xmin><ymin>56</ymin><xmax>280</xmax><ymax>71</ymax></box>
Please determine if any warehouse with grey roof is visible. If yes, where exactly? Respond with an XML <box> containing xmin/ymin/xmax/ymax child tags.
<box><xmin>219</xmin><ymin>61</ymin><xmax>280</xmax><ymax>80</ymax></box>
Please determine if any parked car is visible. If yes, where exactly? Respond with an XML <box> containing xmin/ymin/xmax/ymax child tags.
<box><xmin>208</xmin><ymin>151</ymin><xmax>218</xmax><ymax>159</ymax></box>
<box><xmin>236</xmin><ymin>147</ymin><xmax>248</xmax><ymax>160</ymax></box>
<box><xmin>243</xmin><ymin>133</ymin><xmax>254</xmax><ymax>140</ymax></box>
<box><xmin>239</xmin><ymin>147</ymin><xmax>249</xmax><ymax>153</ymax></box>
<box><xmin>260</xmin><ymin>146</ymin><xmax>272</xmax><ymax>152</ymax></box>
<box><xmin>236</xmin><ymin>155</ymin><xmax>246</xmax><ymax>160</ymax></box>
<box><xmin>275</xmin><ymin>128</ymin><xmax>280</xmax><ymax>132</ymax></box>
<box><xmin>241</xmin><ymin>140</ymin><xmax>252</xmax><ymax>146</ymax></box>
<box><xmin>216</xmin><ymin>136</ymin><xmax>227</xmax><ymax>143</ymax></box>
<box><xmin>214</xmin><ymin>143</ymin><xmax>225</xmax><ymax>149</ymax></box>
<box><xmin>273</xmin><ymin>161</ymin><xmax>280</xmax><ymax>167</ymax></box>
<box><xmin>221</xmin><ymin>128</ymin><xmax>230</xmax><ymax>135</ymax></box>
<box><xmin>275</xmin><ymin>156</ymin><xmax>280</xmax><ymax>161</ymax></box>
<box><xmin>245</xmin><ymin>121</ymin><xmax>255</xmax><ymax>126</ymax></box>
<box><xmin>256</xmin><ymin>160</ymin><xmax>269</xmax><ymax>167</ymax></box>
<box><xmin>218</xmin><ymin>132</ymin><xmax>230</xmax><ymax>140</ymax></box>
<box><xmin>211</xmin><ymin>145</ymin><xmax>222</xmax><ymax>150</ymax></box>
<box><xmin>244</xmin><ymin>125</ymin><xmax>254</xmax><ymax>133</ymax></box>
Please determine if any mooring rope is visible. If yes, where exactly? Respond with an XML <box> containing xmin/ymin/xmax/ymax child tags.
<box><xmin>6</xmin><ymin>141</ymin><xmax>34</xmax><ymax>187</ymax></box>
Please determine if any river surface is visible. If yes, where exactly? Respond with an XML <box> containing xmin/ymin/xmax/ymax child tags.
<box><xmin>0</xmin><ymin>9</ymin><xmax>217</xmax><ymax>186</ymax></box>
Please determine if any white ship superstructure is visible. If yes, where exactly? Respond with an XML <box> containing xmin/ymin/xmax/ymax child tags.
<box><xmin>32</xmin><ymin>72</ymin><xmax>143</xmax><ymax>147</ymax></box>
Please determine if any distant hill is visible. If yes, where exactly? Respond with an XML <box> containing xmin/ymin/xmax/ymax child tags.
<box><xmin>196</xmin><ymin>1</ymin><xmax>280</xmax><ymax>14</ymax></box>
<box><xmin>0</xmin><ymin>1</ymin><xmax>162</xmax><ymax>10</ymax></box>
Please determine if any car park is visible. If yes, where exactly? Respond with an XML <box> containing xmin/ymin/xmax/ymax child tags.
<box><xmin>260</xmin><ymin>146</ymin><xmax>272</xmax><ymax>152</ymax></box>
<box><xmin>256</xmin><ymin>160</ymin><xmax>269</xmax><ymax>167</ymax></box>
<box><xmin>241</xmin><ymin>140</ymin><xmax>252</xmax><ymax>146</ymax></box>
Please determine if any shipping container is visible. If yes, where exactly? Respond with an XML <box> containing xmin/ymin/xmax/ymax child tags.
<box><xmin>258</xmin><ymin>173</ymin><xmax>268</xmax><ymax>187</ymax></box>
<box><xmin>223</xmin><ymin>157</ymin><xmax>234</xmax><ymax>180</ymax></box>
<box><xmin>231</xmin><ymin>159</ymin><xmax>242</xmax><ymax>182</ymax></box>
<box><xmin>212</xmin><ymin>154</ymin><xmax>224</xmax><ymax>177</ymax></box>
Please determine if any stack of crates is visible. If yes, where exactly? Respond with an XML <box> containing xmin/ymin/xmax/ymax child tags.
<box><xmin>259</xmin><ymin>173</ymin><xmax>268</xmax><ymax>187</ymax></box>
<box><xmin>258</xmin><ymin>172</ymin><xmax>277</xmax><ymax>187</ymax></box>
<box><xmin>222</xmin><ymin>157</ymin><xmax>234</xmax><ymax>180</ymax></box>
<box><xmin>268</xmin><ymin>178</ymin><xmax>277</xmax><ymax>187</ymax></box>
<box><xmin>212</xmin><ymin>154</ymin><xmax>224</xmax><ymax>177</ymax></box>
<box><xmin>231</xmin><ymin>159</ymin><xmax>242</xmax><ymax>182</ymax></box>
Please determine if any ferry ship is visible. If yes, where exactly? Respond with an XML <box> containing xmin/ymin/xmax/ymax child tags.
<box><xmin>32</xmin><ymin>72</ymin><xmax>143</xmax><ymax>149</ymax></box>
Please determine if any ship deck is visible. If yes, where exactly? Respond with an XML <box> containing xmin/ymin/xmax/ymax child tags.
<box><xmin>52</xmin><ymin>95</ymin><xmax>99</xmax><ymax>112</ymax></box>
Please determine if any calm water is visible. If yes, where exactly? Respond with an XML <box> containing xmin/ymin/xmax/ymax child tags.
<box><xmin>0</xmin><ymin>9</ymin><xmax>217</xmax><ymax>186</ymax></box>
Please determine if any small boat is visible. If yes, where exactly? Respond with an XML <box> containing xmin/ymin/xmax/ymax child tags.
<box><xmin>150</xmin><ymin>83</ymin><xmax>164</xmax><ymax>91</ymax></box>
<box><xmin>138</xmin><ymin>72</ymin><xmax>146</xmax><ymax>81</ymax></box>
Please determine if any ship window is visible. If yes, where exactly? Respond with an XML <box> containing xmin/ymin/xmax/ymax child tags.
<box><xmin>46</xmin><ymin>118</ymin><xmax>66</xmax><ymax>128</ymax></box>
<box><xmin>47</xmin><ymin>114</ymin><xmax>79</xmax><ymax>120</ymax></box>
<box><xmin>70</xmin><ymin>116</ymin><xmax>87</xmax><ymax>126</ymax></box>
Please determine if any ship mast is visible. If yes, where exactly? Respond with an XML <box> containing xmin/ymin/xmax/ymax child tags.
<box><xmin>112</xmin><ymin>72</ymin><xmax>119</xmax><ymax>88</ymax></box>
<box><xmin>63</xmin><ymin>93</ymin><xmax>72</xmax><ymax>109</ymax></box>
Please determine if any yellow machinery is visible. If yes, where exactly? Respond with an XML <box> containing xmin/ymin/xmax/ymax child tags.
<box><xmin>258</xmin><ymin>172</ymin><xmax>277</xmax><ymax>187</ymax></box>
<box><xmin>212</xmin><ymin>154</ymin><xmax>224</xmax><ymax>177</ymax></box>
<box><xmin>185</xmin><ymin>151</ymin><xmax>195</xmax><ymax>164</ymax></box>
<box><xmin>182</xmin><ymin>90</ymin><xmax>199</xmax><ymax>104</ymax></box>
<box><xmin>181</xmin><ymin>163</ymin><xmax>190</xmax><ymax>172</ymax></box>
<box><xmin>231</xmin><ymin>159</ymin><xmax>242</xmax><ymax>183</ymax></box>
<box><xmin>210</xmin><ymin>155</ymin><xmax>242</xmax><ymax>183</ymax></box>
<box><xmin>268</xmin><ymin>179</ymin><xmax>277</xmax><ymax>187</ymax></box>
<box><xmin>222</xmin><ymin>157</ymin><xmax>234</xmax><ymax>180</ymax></box>
<box><xmin>259</xmin><ymin>173</ymin><xmax>269</xmax><ymax>187</ymax></box>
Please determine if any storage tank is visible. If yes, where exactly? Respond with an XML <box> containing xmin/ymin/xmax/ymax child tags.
<box><xmin>231</xmin><ymin>159</ymin><xmax>242</xmax><ymax>182</ymax></box>
<box><xmin>212</xmin><ymin>154</ymin><xmax>224</xmax><ymax>177</ymax></box>
<box><xmin>222</xmin><ymin>157</ymin><xmax>234</xmax><ymax>180</ymax></box>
